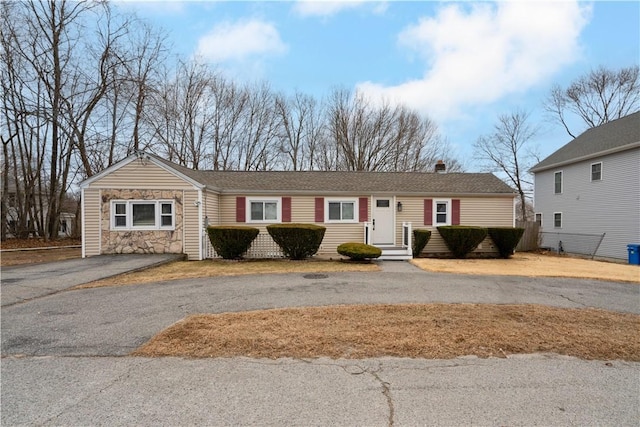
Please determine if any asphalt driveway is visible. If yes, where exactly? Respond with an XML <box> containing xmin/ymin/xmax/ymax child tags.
<box><xmin>0</xmin><ymin>253</ymin><xmax>182</xmax><ymax>306</ymax></box>
<box><xmin>1</xmin><ymin>260</ymin><xmax>639</xmax><ymax>425</ymax></box>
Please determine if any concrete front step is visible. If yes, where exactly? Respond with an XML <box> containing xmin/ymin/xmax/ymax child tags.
<box><xmin>378</xmin><ymin>247</ymin><xmax>412</xmax><ymax>261</ymax></box>
<box><xmin>379</xmin><ymin>254</ymin><xmax>413</xmax><ymax>261</ymax></box>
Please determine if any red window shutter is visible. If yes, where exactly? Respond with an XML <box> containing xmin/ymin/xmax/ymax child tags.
<box><xmin>452</xmin><ymin>199</ymin><xmax>461</xmax><ymax>225</ymax></box>
<box><xmin>282</xmin><ymin>197</ymin><xmax>292</xmax><ymax>222</ymax></box>
<box><xmin>315</xmin><ymin>198</ymin><xmax>324</xmax><ymax>223</ymax></box>
<box><xmin>359</xmin><ymin>197</ymin><xmax>368</xmax><ymax>222</ymax></box>
<box><xmin>236</xmin><ymin>197</ymin><xmax>246</xmax><ymax>223</ymax></box>
<box><xmin>424</xmin><ymin>199</ymin><xmax>433</xmax><ymax>225</ymax></box>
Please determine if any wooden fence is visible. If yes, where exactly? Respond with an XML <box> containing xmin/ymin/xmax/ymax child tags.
<box><xmin>516</xmin><ymin>221</ymin><xmax>540</xmax><ymax>252</ymax></box>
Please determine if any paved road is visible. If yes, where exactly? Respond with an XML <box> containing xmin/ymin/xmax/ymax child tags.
<box><xmin>1</xmin><ymin>259</ymin><xmax>639</xmax><ymax>425</ymax></box>
<box><xmin>3</xmin><ymin>355</ymin><xmax>638</xmax><ymax>426</ymax></box>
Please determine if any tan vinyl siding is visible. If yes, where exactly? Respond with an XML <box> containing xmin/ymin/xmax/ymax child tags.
<box><xmin>395</xmin><ymin>196</ymin><xmax>514</xmax><ymax>255</ymax></box>
<box><xmin>320</xmin><ymin>224</ymin><xmax>364</xmax><ymax>255</ymax></box>
<box><xmin>203</xmin><ymin>190</ymin><xmax>219</xmax><ymax>226</ymax></box>
<box><xmin>219</xmin><ymin>195</ymin><xmax>367</xmax><ymax>255</ymax></box>
<box><xmin>83</xmin><ymin>188</ymin><xmax>101</xmax><ymax>257</ymax></box>
<box><xmin>89</xmin><ymin>161</ymin><xmax>195</xmax><ymax>190</ymax></box>
<box><xmin>182</xmin><ymin>190</ymin><xmax>202</xmax><ymax>260</ymax></box>
<box><xmin>460</xmin><ymin>197</ymin><xmax>514</xmax><ymax>226</ymax></box>
<box><xmin>217</xmin><ymin>194</ymin><xmax>514</xmax><ymax>257</ymax></box>
<box><xmin>219</xmin><ymin>194</ymin><xmax>237</xmax><ymax>225</ymax></box>
<box><xmin>290</xmin><ymin>196</ymin><xmax>315</xmax><ymax>222</ymax></box>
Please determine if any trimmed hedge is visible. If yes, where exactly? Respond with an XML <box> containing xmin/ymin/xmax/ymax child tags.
<box><xmin>488</xmin><ymin>227</ymin><xmax>525</xmax><ymax>258</ymax></box>
<box><xmin>437</xmin><ymin>226</ymin><xmax>488</xmax><ymax>258</ymax></box>
<box><xmin>206</xmin><ymin>226</ymin><xmax>259</xmax><ymax>259</ymax></box>
<box><xmin>337</xmin><ymin>242</ymin><xmax>382</xmax><ymax>261</ymax></box>
<box><xmin>267</xmin><ymin>223</ymin><xmax>326</xmax><ymax>260</ymax></box>
<box><xmin>412</xmin><ymin>229</ymin><xmax>432</xmax><ymax>257</ymax></box>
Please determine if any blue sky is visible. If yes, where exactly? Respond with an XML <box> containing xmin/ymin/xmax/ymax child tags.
<box><xmin>116</xmin><ymin>1</ymin><xmax>639</xmax><ymax>170</ymax></box>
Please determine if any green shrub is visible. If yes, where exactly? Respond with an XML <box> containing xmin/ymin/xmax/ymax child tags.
<box><xmin>488</xmin><ymin>227</ymin><xmax>525</xmax><ymax>258</ymax></box>
<box><xmin>267</xmin><ymin>223</ymin><xmax>326</xmax><ymax>260</ymax></box>
<box><xmin>437</xmin><ymin>226</ymin><xmax>488</xmax><ymax>258</ymax></box>
<box><xmin>337</xmin><ymin>242</ymin><xmax>382</xmax><ymax>261</ymax></box>
<box><xmin>206</xmin><ymin>226</ymin><xmax>259</xmax><ymax>259</ymax></box>
<box><xmin>412</xmin><ymin>229</ymin><xmax>432</xmax><ymax>257</ymax></box>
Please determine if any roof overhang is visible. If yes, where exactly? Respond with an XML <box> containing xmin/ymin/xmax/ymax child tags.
<box><xmin>214</xmin><ymin>189</ymin><xmax>517</xmax><ymax>197</ymax></box>
<box><xmin>530</xmin><ymin>141</ymin><xmax>640</xmax><ymax>173</ymax></box>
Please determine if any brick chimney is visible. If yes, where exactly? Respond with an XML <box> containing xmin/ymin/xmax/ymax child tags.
<box><xmin>434</xmin><ymin>160</ymin><xmax>446</xmax><ymax>173</ymax></box>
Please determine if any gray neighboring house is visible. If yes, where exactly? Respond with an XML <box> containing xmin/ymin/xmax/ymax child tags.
<box><xmin>531</xmin><ymin>111</ymin><xmax>640</xmax><ymax>260</ymax></box>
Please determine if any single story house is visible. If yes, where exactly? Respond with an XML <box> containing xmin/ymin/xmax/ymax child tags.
<box><xmin>80</xmin><ymin>152</ymin><xmax>517</xmax><ymax>260</ymax></box>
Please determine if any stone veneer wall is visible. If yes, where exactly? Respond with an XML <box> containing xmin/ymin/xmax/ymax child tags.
<box><xmin>101</xmin><ymin>190</ymin><xmax>184</xmax><ymax>254</ymax></box>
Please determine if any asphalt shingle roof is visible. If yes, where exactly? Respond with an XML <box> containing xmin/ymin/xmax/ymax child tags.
<box><xmin>154</xmin><ymin>156</ymin><xmax>515</xmax><ymax>195</ymax></box>
<box><xmin>531</xmin><ymin>111</ymin><xmax>640</xmax><ymax>172</ymax></box>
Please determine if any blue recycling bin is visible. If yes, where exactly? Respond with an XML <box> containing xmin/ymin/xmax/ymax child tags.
<box><xmin>627</xmin><ymin>244</ymin><xmax>640</xmax><ymax>265</ymax></box>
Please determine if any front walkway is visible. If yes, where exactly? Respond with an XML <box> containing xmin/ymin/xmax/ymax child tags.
<box><xmin>377</xmin><ymin>260</ymin><xmax>423</xmax><ymax>273</ymax></box>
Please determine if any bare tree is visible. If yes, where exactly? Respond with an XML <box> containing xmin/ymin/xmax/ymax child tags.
<box><xmin>274</xmin><ymin>91</ymin><xmax>324</xmax><ymax>171</ymax></box>
<box><xmin>324</xmin><ymin>88</ymin><xmax>451</xmax><ymax>172</ymax></box>
<box><xmin>545</xmin><ymin>65</ymin><xmax>640</xmax><ymax>138</ymax></box>
<box><xmin>235</xmin><ymin>82</ymin><xmax>279</xmax><ymax>171</ymax></box>
<box><xmin>1</xmin><ymin>0</ymin><xmax>81</xmax><ymax>239</ymax></box>
<box><xmin>1</xmin><ymin>0</ymin><xmax>170</xmax><ymax>239</ymax></box>
<box><xmin>208</xmin><ymin>75</ymin><xmax>248</xmax><ymax>170</ymax></box>
<box><xmin>474</xmin><ymin>110</ymin><xmax>538</xmax><ymax>221</ymax></box>
<box><xmin>124</xmin><ymin>22</ymin><xmax>168</xmax><ymax>154</ymax></box>
<box><xmin>144</xmin><ymin>60</ymin><xmax>218</xmax><ymax>169</ymax></box>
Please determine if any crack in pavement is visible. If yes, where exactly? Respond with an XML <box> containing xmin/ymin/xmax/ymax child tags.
<box><xmin>1</xmin><ymin>289</ymin><xmax>65</xmax><ymax>308</ymax></box>
<box><xmin>557</xmin><ymin>293</ymin><xmax>588</xmax><ymax>307</ymax></box>
<box><xmin>366</xmin><ymin>365</ymin><xmax>395</xmax><ymax>427</ymax></box>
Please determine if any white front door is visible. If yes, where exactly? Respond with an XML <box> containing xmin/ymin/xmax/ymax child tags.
<box><xmin>373</xmin><ymin>197</ymin><xmax>394</xmax><ymax>245</ymax></box>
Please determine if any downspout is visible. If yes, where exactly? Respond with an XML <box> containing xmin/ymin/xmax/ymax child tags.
<box><xmin>81</xmin><ymin>188</ymin><xmax>86</xmax><ymax>258</ymax></box>
<box><xmin>198</xmin><ymin>188</ymin><xmax>203</xmax><ymax>260</ymax></box>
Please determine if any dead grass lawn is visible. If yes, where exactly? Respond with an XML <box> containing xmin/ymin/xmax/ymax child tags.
<box><xmin>412</xmin><ymin>252</ymin><xmax>639</xmax><ymax>283</ymax></box>
<box><xmin>133</xmin><ymin>304</ymin><xmax>640</xmax><ymax>361</ymax></box>
<box><xmin>1</xmin><ymin>247</ymin><xmax>81</xmax><ymax>266</ymax></box>
<box><xmin>76</xmin><ymin>259</ymin><xmax>379</xmax><ymax>289</ymax></box>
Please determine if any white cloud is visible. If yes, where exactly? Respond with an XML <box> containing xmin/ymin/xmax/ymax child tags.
<box><xmin>357</xmin><ymin>1</ymin><xmax>592</xmax><ymax>121</ymax></box>
<box><xmin>196</xmin><ymin>19</ymin><xmax>288</xmax><ymax>63</ymax></box>
<box><xmin>293</xmin><ymin>1</ymin><xmax>383</xmax><ymax>18</ymax></box>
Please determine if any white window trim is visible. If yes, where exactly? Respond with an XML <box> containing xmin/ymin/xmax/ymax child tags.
<box><xmin>554</xmin><ymin>170</ymin><xmax>563</xmax><ymax>194</ymax></box>
<box><xmin>433</xmin><ymin>198</ymin><xmax>452</xmax><ymax>226</ymax></box>
<box><xmin>590</xmin><ymin>162</ymin><xmax>603</xmax><ymax>182</ymax></box>
<box><xmin>535</xmin><ymin>212</ymin><xmax>543</xmax><ymax>227</ymax></box>
<box><xmin>246</xmin><ymin>197</ymin><xmax>282</xmax><ymax>223</ymax></box>
<box><xmin>553</xmin><ymin>212</ymin><xmax>562</xmax><ymax>229</ymax></box>
<box><xmin>110</xmin><ymin>200</ymin><xmax>175</xmax><ymax>231</ymax></box>
<box><xmin>325</xmin><ymin>198</ymin><xmax>358</xmax><ymax>223</ymax></box>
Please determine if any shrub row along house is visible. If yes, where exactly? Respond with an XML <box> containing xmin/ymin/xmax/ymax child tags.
<box><xmin>531</xmin><ymin>111</ymin><xmax>640</xmax><ymax>260</ymax></box>
<box><xmin>80</xmin><ymin>153</ymin><xmax>516</xmax><ymax>260</ymax></box>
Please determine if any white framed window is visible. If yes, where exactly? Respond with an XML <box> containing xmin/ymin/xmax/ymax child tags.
<box><xmin>247</xmin><ymin>197</ymin><xmax>281</xmax><ymax>223</ymax></box>
<box><xmin>326</xmin><ymin>198</ymin><xmax>357</xmax><ymax>223</ymax></box>
<box><xmin>433</xmin><ymin>199</ymin><xmax>451</xmax><ymax>226</ymax></box>
<box><xmin>553</xmin><ymin>212</ymin><xmax>562</xmax><ymax>228</ymax></box>
<box><xmin>111</xmin><ymin>200</ymin><xmax>175</xmax><ymax>230</ymax></box>
<box><xmin>591</xmin><ymin>162</ymin><xmax>602</xmax><ymax>181</ymax></box>
<box><xmin>535</xmin><ymin>213</ymin><xmax>542</xmax><ymax>227</ymax></box>
<box><xmin>554</xmin><ymin>171</ymin><xmax>563</xmax><ymax>194</ymax></box>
